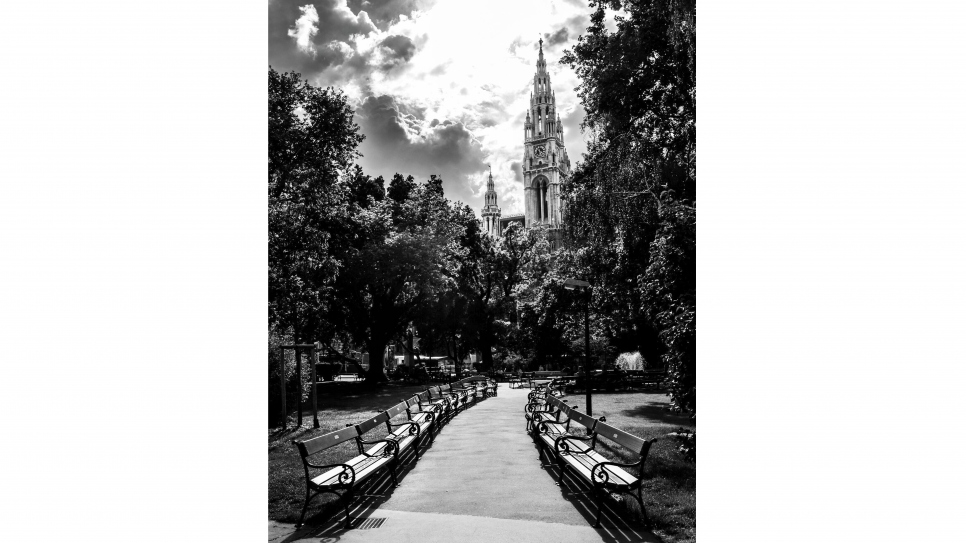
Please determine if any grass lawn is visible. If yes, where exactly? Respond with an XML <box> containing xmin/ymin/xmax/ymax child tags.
<box><xmin>268</xmin><ymin>382</ymin><xmax>431</xmax><ymax>524</ymax></box>
<box><xmin>563</xmin><ymin>390</ymin><xmax>696</xmax><ymax>543</ymax></box>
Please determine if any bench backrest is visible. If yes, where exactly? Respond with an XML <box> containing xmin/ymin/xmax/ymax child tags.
<box><xmin>567</xmin><ymin>409</ymin><xmax>599</xmax><ymax>432</ymax></box>
<box><xmin>355</xmin><ymin>411</ymin><xmax>390</xmax><ymax>435</ymax></box>
<box><xmin>548</xmin><ymin>396</ymin><xmax>574</xmax><ymax>415</ymax></box>
<box><xmin>297</xmin><ymin>426</ymin><xmax>359</xmax><ymax>457</ymax></box>
<box><xmin>385</xmin><ymin>400</ymin><xmax>409</xmax><ymax>421</ymax></box>
<box><xmin>550</xmin><ymin>397</ymin><xmax>581</xmax><ymax>423</ymax></box>
<box><xmin>593</xmin><ymin>421</ymin><xmax>650</xmax><ymax>456</ymax></box>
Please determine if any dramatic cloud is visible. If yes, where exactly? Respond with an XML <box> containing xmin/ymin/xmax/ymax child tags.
<box><xmin>544</xmin><ymin>27</ymin><xmax>568</xmax><ymax>47</ymax></box>
<box><xmin>270</xmin><ymin>0</ymin><xmax>383</xmax><ymax>82</ymax></box>
<box><xmin>346</xmin><ymin>0</ymin><xmax>426</xmax><ymax>29</ymax></box>
<box><xmin>509</xmin><ymin>161</ymin><xmax>523</xmax><ymax>184</ymax></box>
<box><xmin>269</xmin><ymin>0</ymin><xmax>594</xmax><ymax>215</ymax></box>
<box><xmin>355</xmin><ymin>95</ymin><xmax>487</xmax><ymax>207</ymax></box>
<box><xmin>379</xmin><ymin>35</ymin><xmax>416</xmax><ymax>64</ymax></box>
<box><xmin>289</xmin><ymin>5</ymin><xmax>320</xmax><ymax>53</ymax></box>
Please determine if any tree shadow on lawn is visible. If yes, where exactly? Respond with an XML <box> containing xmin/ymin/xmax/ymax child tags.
<box><xmin>620</xmin><ymin>402</ymin><xmax>694</xmax><ymax>427</ymax></box>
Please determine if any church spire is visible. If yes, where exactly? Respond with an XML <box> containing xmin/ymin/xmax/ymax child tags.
<box><xmin>536</xmin><ymin>37</ymin><xmax>547</xmax><ymax>75</ymax></box>
<box><xmin>480</xmin><ymin>164</ymin><xmax>501</xmax><ymax>238</ymax></box>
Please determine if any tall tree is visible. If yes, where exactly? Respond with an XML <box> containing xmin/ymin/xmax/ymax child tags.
<box><xmin>561</xmin><ymin>0</ymin><xmax>696</xmax><ymax>413</ymax></box>
<box><xmin>268</xmin><ymin>68</ymin><xmax>363</xmax><ymax>342</ymax></box>
<box><xmin>330</xmin><ymin>177</ymin><xmax>461</xmax><ymax>382</ymax></box>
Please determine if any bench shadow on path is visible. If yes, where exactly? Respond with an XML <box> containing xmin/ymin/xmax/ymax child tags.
<box><xmin>532</xmin><ymin>439</ymin><xmax>662</xmax><ymax>543</ymax></box>
<box><xmin>279</xmin><ymin>401</ymin><xmax>488</xmax><ymax>543</ymax></box>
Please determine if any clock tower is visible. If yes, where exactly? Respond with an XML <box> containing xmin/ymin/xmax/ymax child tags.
<box><xmin>523</xmin><ymin>38</ymin><xmax>571</xmax><ymax>235</ymax></box>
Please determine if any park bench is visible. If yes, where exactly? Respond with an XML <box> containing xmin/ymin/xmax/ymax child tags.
<box><xmin>403</xmin><ymin>395</ymin><xmax>439</xmax><ymax>439</ymax></box>
<box><xmin>637</xmin><ymin>370</ymin><xmax>666</xmax><ymax>388</ymax></box>
<box><xmin>482</xmin><ymin>377</ymin><xmax>498</xmax><ymax>397</ymax></box>
<box><xmin>527</xmin><ymin>379</ymin><xmax>565</xmax><ymax>402</ymax></box>
<box><xmin>456</xmin><ymin>377</ymin><xmax>487</xmax><ymax>402</ymax></box>
<box><xmin>525</xmin><ymin>393</ymin><xmax>573</xmax><ymax>433</ymax></box>
<box><xmin>439</xmin><ymin>383</ymin><xmax>471</xmax><ymax>412</ymax></box>
<box><xmin>530</xmin><ymin>395</ymin><xmax>587</xmax><ymax>453</ymax></box>
<box><xmin>413</xmin><ymin>388</ymin><xmax>452</xmax><ymax>424</ymax></box>
<box><xmin>354</xmin><ymin>404</ymin><xmax>424</xmax><ymax>466</ymax></box>
<box><xmin>550</xmin><ymin>414</ymin><xmax>656</xmax><ymax>528</ymax></box>
<box><xmin>527</xmin><ymin>370</ymin><xmax>564</xmax><ymax>389</ymax></box>
<box><xmin>336</xmin><ymin>373</ymin><xmax>361</xmax><ymax>382</ymax></box>
<box><xmin>426</xmin><ymin>386</ymin><xmax>461</xmax><ymax>421</ymax></box>
<box><xmin>293</xmin><ymin>424</ymin><xmax>399</xmax><ymax>529</ymax></box>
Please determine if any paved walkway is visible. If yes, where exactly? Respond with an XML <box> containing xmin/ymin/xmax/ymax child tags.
<box><xmin>269</xmin><ymin>386</ymin><xmax>660</xmax><ymax>543</ymax></box>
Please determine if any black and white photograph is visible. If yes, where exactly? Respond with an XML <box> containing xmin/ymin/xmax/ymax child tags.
<box><xmin>267</xmin><ymin>1</ymin><xmax>694</xmax><ymax>541</ymax></box>
<box><xmin>7</xmin><ymin>0</ymin><xmax>966</xmax><ymax>541</ymax></box>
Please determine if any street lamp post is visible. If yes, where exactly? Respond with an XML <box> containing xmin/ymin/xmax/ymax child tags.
<box><xmin>563</xmin><ymin>278</ymin><xmax>593</xmax><ymax>416</ymax></box>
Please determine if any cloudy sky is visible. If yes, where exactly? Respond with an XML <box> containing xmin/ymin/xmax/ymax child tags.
<box><xmin>269</xmin><ymin>0</ymin><xmax>595</xmax><ymax>217</ymax></box>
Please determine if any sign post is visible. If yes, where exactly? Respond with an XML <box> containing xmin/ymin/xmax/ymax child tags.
<box><xmin>563</xmin><ymin>278</ymin><xmax>593</xmax><ymax>415</ymax></box>
<box><xmin>279</xmin><ymin>348</ymin><xmax>286</xmax><ymax>429</ymax></box>
<box><xmin>311</xmin><ymin>342</ymin><xmax>320</xmax><ymax>428</ymax></box>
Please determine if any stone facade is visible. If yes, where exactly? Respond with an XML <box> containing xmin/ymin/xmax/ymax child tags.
<box><xmin>522</xmin><ymin>38</ymin><xmax>571</xmax><ymax>232</ymax></box>
<box><xmin>481</xmin><ymin>38</ymin><xmax>571</xmax><ymax>246</ymax></box>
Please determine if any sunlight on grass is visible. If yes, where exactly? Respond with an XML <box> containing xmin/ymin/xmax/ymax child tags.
<box><xmin>566</xmin><ymin>391</ymin><xmax>696</xmax><ymax>543</ymax></box>
<box><xmin>268</xmin><ymin>383</ymin><xmax>430</xmax><ymax>523</ymax></box>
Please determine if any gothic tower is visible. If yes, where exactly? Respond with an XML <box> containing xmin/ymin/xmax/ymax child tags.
<box><xmin>480</xmin><ymin>165</ymin><xmax>502</xmax><ymax>237</ymax></box>
<box><xmin>523</xmin><ymin>38</ymin><xmax>571</xmax><ymax>234</ymax></box>
<box><xmin>479</xmin><ymin>38</ymin><xmax>570</xmax><ymax>243</ymax></box>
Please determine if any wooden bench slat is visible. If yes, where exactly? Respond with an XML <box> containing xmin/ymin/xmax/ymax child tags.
<box><xmin>355</xmin><ymin>412</ymin><xmax>390</xmax><ymax>434</ymax></box>
<box><xmin>593</xmin><ymin>421</ymin><xmax>648</xmax><ymax>454</ymax></box>
<box><xmin>559</xmin><ymin>450</ymin><xmax>638</xmax><ymax>486</ymax></box>
<box><xmin>310</xmin><ymin>453</ymin><xmax>387</xmax><ymax>487</ymax></box>
<box><xmin>299</xmin><ymin>426</ymin><xmax>359</xmax><ymax>456</ymax></box>
<box><xmin>385</xmin><ymin>400</ymin><xmax>409</xmax><ymax>419</ymax></box>
<box><xmin>566</xmin><ymin>409</ymin><xmax>599</xmax><ymax>431</ymax></box>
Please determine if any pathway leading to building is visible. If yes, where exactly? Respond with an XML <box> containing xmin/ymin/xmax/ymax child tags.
<box><xmin>269</xmin><ymin>385</ymin><xmax>660</xmax><ymax>543</ymax></box>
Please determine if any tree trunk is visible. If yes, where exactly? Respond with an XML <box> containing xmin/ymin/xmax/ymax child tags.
<box><xmin>479</xmin><ymin>339</ymin><xmax>494</xmax><ymax>371</ymax></box>
<box><xmin>365</xmin><ymin>340</ymin><xmax>390</xmax><ymax>383</ymax></box>
<box><xmin>477</xmin><ymin>325</ymin><xmax>495</xmax><ymax>371</ymax></box>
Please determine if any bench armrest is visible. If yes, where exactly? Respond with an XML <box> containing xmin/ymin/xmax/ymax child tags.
<box><xmin>388</xmin><ymin>420</ymin><xmax>420</xmax><ymax>437</ymax></box>
<box><xmin>358</xmin><ymin>438</ymin><xmax>400</xmax><ymax>458</ymax></box>
<box><xmin>591</xmin><ymin>460</ymin><xmax>643</xmax><ymax>484</ymax></box>
<box><xmin>524</xmin><ymin>401</ymin><xmax>542</xmax><ymax>412</ymax></box>
<box><xmin>535</xmin><ymin>420</ymin><xmax>569</xmax><ymax>435</ymax></box>
<box><xmin>303</xmin><ymin>462</ymin><xmax>357</xmax><ymax>486</ymax></box>
<box><xmin>554</xmin><ymin>434</ymin><xmax>595</xmax><ymax>456</ymax></box>
<box><xmin>409</xmin><ymin>410</ymin><xmax>436</xmax><ymax>424</ymax></box>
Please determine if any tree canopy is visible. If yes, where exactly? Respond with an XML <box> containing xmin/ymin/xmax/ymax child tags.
<box><xmin>268</xmin><ymin>0</ymin><xmax>696</xmax><ymax>413</ymax></box>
